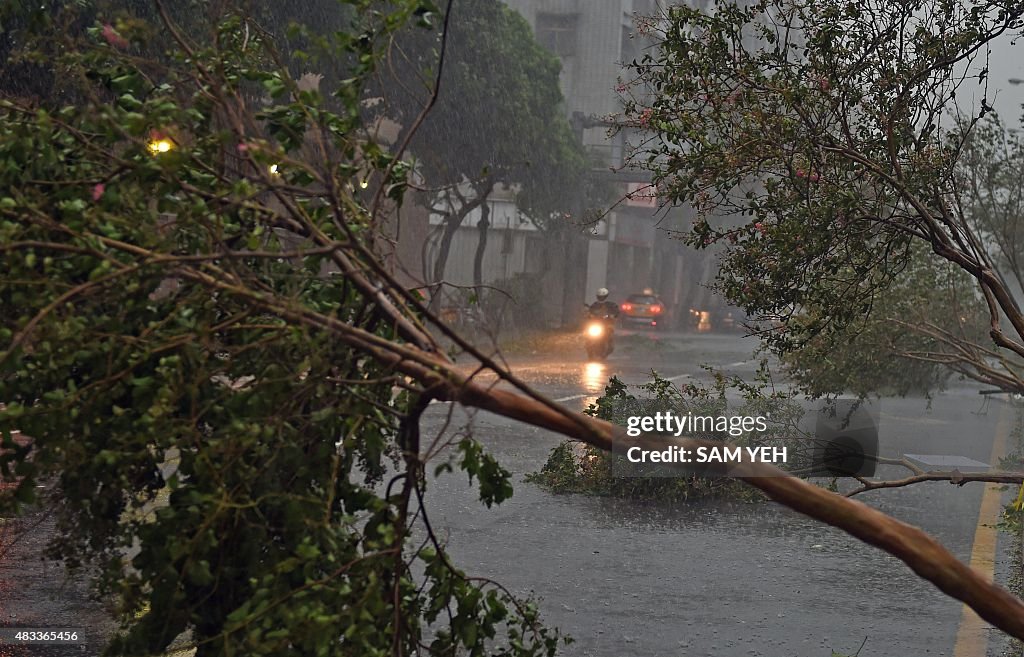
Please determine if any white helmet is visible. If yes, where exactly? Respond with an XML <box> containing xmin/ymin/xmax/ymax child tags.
<box><xmin>596</xmin><ymin>288</ymin><xmax>609</xmax><ymax>300</ymax></box>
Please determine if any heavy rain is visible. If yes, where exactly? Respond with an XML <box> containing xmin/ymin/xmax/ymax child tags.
<box><xmin>3</xmin><ymin>1</ymin><xmax>1024</xmax><ymax>656</ymax></box>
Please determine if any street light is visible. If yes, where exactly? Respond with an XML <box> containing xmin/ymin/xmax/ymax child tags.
<box><xmin>147</xmin><ymin>138</ymin><xmax>173</xmax><ymax>154</ymax></box>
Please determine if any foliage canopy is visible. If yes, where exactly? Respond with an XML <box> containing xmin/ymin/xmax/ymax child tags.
<box><xmin>0</xmin><ymin>2</ymin><xmax>565</xmax><ymax>655</ymax></box>
<box><xmin>624</xmin><ymin>0</ymin><xmax>1021</xmax><ymax>395</ymax></box>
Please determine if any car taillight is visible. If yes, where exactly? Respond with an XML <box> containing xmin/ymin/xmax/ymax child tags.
<box><xmin>622</xmin><ymin>303</ymin><xmax>633</xmax><ymax>311</ymax></box>
<box><xmin>650</xmin><ymin>305</ymin><xmax>662</xmax><ymax>314</ymax></box>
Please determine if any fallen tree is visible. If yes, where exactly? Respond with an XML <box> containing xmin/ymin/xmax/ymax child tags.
<box><xmin>3</xmin><ymin>0</ymin><xmax>1024</xmax><ymax>654</ymax></box>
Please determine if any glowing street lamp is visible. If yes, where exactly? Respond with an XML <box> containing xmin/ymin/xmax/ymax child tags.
<box><xmin>147</xmin><ymin>137</ymin><xmax>173</xmax><ymax>155</ymax></box>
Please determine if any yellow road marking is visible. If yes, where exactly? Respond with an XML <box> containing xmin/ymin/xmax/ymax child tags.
<box><xmin>953</xmin><ymin>403</ymin><xmax>1011</xmax><ymax>657</ymax></box>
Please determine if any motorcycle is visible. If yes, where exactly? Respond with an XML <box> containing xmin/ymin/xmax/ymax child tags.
<box><xmin>583</xmin><ymin>307</ymin><xmax>615</xmax><ymax>361</ymax></box>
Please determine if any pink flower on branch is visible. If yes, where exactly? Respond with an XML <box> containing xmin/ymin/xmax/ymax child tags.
<box><xmin>101</xmin><ymin>24</ymin><xmax>129</xmax><ymax>49</ymax></box>
<box><xmin>795</xmin><ymin>169</ymin><xmax>821</xmax><ymax>182</ymax></box>
<box><xmin>92</xmin><ymin>183</ymin><xmax>105</xmax><ymax>201</ymax></box>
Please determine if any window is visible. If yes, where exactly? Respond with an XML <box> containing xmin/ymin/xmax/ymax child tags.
<box><xmin>536</xmin><ymin>13</ymin><xmax>578</xmax><ymax>57</ymax></box>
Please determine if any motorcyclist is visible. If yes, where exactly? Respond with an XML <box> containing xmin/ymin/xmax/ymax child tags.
<box><xmin>588</xmin><ymin>288</ymin><xmax>620</xmax><ymax>320</ymax></box>
<box><xmin>585</xmin><ymin>288</ymin><xmax>619</xmax><ymax>358</ymax></box>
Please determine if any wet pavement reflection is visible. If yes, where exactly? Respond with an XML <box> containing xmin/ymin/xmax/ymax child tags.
<box><xmin>0</xmin><ymin>332</ymin><xmax>1013</xmax><ymax>656</ymax></box>
<box><xmin>423</xmin><ymin>332</ymin><xmax>1014</xmax><ymax>657</ymax></box>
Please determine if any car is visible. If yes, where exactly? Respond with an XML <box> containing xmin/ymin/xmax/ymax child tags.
<box><xmin>619</xmin><ymin>290</ymin><xmax>667</xmax><ymax>329</ymax></box>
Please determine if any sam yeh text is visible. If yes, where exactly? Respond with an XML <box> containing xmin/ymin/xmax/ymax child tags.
<box><xmin>625</xmin><ymin>445</ymin><xmax>787</xmax><ymax>464</ymax></box>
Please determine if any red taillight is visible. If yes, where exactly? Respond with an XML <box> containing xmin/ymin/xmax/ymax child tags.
<box><xmin>650</xmin><ymin>305</ymin><xmax>662</xmax><ymax>314</ymax></box>
<box><xmin>622</xmin><ymin>303</ymin><xmax>633</xmax><ymax>311</ymax></box>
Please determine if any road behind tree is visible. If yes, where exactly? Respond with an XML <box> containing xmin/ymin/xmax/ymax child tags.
<box><xmin>421</xmin><ymin>331</ymin><xmax>1015</xmax><ymax>657</ymax></box>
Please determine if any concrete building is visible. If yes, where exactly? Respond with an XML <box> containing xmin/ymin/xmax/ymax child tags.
<box><xmin>501</xmin><ymin>0</ymin><xmax>705</xmax><ymax>323</ymax></box>
<box><xmin>422</xmin><ymin>0</ymin><xmax>726</xmax><ymax>328</ymax></box>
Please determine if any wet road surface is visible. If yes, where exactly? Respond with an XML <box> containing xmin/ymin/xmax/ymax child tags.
<box><xmin>0</xmin><ymin>512</ymin><xmax>114</xmax><ymax>656</ymax></box>
<box><xmin>422</xmin><ymin>331</ymin><xmax>1018</xmax><ymax>657</ymax></box>
<box><xmin>0</xmin><ymin>331</ymin><xmax>1016</xmax><ymax>656</ymax></box>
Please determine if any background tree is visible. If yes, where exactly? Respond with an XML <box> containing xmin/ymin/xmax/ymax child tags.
<box><xmin>622</xmin><ymin>0</ymin><xmax>1024</xmax><ymax>396</ymax></box>
<box><xmin>959</xmin><ymin>113</ymin><xmax>1024</xmax><ymax>293</ymax></box>
<box><xmin>779</xmin><ymin>243</ymin><xmax>989</xmax><ymax>396</ymax></box>
<box><xmin>378</xmin><ymin>0</ymin><xmax>587</xmax><ymax>300</ymax></box>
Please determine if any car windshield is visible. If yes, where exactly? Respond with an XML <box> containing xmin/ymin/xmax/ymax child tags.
<box><xmin>626</xmin><ymin>295</ymin><xmax>660</xmax><ymax>305</ymax></box>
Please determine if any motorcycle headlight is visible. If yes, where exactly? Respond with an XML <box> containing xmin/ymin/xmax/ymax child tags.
<box><xmin>586</xmin><ymin>323</ymin><xmax>604</xmax><ymax>337</ymax></box>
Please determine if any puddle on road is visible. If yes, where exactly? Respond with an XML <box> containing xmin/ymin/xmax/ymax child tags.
<box><xmin>435</xmin><ymin>487</ymin><xmax>969</xmax><ymax>657</ymax></box>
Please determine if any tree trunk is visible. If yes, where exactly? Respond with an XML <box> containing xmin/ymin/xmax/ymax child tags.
<box><xmin>427</xmin><ymin>185</ymin><xmax>494</xmax><ymax>312</ymax></box>
<box><xmin>472</xmin><ymin>201</ymin><xmax>491</xmax><ymax>289</ymax></box>
<box><xmin>431</xmin><ymin>216</ymin><xmax>460</xmax><ymax>290</ymax></box>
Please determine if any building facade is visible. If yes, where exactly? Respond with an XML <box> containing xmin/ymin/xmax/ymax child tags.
<box><xmin>424</xmin><ymin>0</ymin><xmax>728</xmax><ymax>328</ymax></box>
<box><xmin>503</xmin><ymin>0</ymin><xmax>709</xmax><ymax>323</ymax></box>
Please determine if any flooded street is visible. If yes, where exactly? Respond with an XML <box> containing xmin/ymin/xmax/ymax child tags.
<box><xmin>421</xmin><ymin>332</ymin><xmax>1017</xmax><ymax>657</ymax></box>
<box><xmin>0</xmin><ymin>332</ymin><xmax>1016</xmax><ymax>656</ymax></box>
